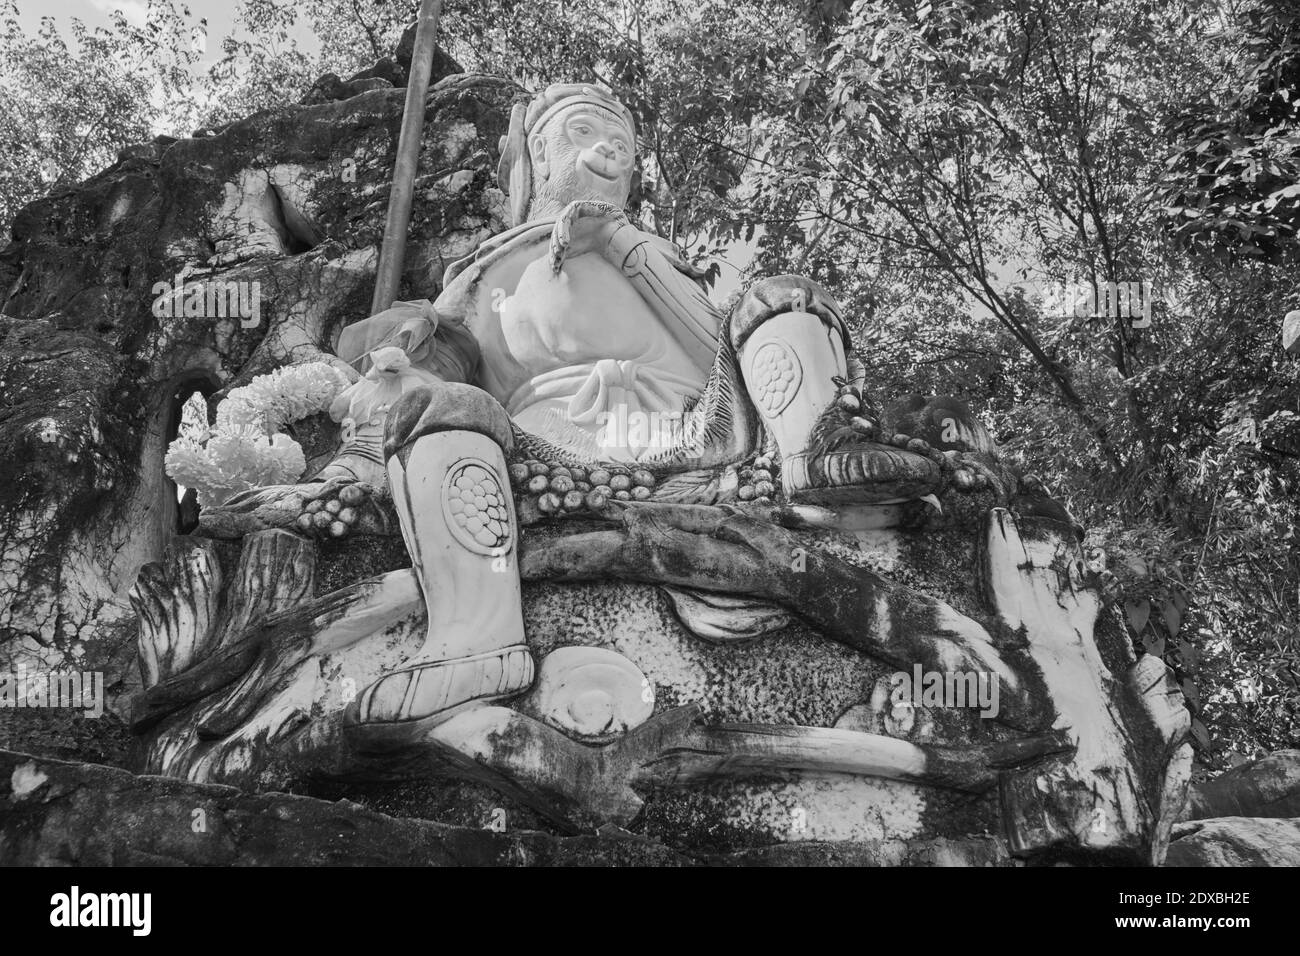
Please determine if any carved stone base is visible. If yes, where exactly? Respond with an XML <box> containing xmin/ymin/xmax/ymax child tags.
<box><xmin>126</xmin><ymin>492</ymin><xmax>1191</xmax><ymax>860</ymax></box>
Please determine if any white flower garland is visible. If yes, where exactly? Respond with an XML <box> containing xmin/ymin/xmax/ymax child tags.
<box><xmin>166</xmin><ymin>362</ymin><xmax>351</xmax><ymax>507</ymax></box>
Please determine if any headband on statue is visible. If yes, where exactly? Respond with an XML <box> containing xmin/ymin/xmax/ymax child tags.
<box><xmin>496</xmin><ymin>83</ymin><xmax>636</xmax><ymax>227</ymax></box>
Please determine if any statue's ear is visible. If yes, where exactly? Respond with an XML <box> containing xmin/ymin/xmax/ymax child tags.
<box><xmin>527</xmin><ymin>132</ymin><xmax>549</xmax><ymax>180</ymax></box>
<box><xmin>496</xmin><ymin>102</ymin><xmax>532</xmax><ymax>227</ymax></box>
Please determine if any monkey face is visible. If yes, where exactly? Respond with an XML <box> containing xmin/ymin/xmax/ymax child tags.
<box><xmin>562</xmin><ymin>108</ymin><xmax>635</xmax><ymax>202</ymax></box>
<box><xmin>530</xmin><ymin>105</ymin><xmax>635</xmax><ymax>209</ymax></box>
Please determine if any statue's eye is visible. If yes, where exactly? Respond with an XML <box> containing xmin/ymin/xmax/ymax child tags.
<box><xmin>573</xmin><ymin>124</ymin><xmax>591</xmax><ymax>136</ymax></box>
<box><xmin>614</xmin><ymin>140</ymin><xmax>629</xmax><ymax>153</ymax></box>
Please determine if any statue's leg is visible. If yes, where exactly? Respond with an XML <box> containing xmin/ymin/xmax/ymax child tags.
<box><xmin>733</xmin><ymin>278</ymin><xmax>848</xmax><ymax>460</ymax></box>
<box><xmin>353</xmin><ymin>382</ymin><xmax>534</xmax><ymax>725</ymax></box>
<box><xmin>732</xmin><ymin>275</ymin><xmax>941</xmax><ymax>503</ymax></box>
<box><xmin>313</xmin><ymin>419</ymin><xmax>388</xmax><ymax>486</ymax></box>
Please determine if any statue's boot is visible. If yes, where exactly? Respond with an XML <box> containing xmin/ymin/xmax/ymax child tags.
<box><xmin>353</xmin><ymin>383</ymin><xmax>534</xmax><ymax>726</ymax></box>
<box><xmin>733</xmin><ymin>276</ymin><xmax>942</xmax><ymax>505</ymax></box>
<box><xmin>313</xmin><ymin>418</ymin><xmax>388</xmax><ymax>486</ymax></box>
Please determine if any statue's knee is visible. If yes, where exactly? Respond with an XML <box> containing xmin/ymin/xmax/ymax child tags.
<box><xmin>383</xmin><ymin>381</ymin><xmax>513</xmax><ymax>465</ymax></box>
<box><xmin>730</xmin><ymin>275</ymin><xmax>848</xmax><ymax>352</ymax></box>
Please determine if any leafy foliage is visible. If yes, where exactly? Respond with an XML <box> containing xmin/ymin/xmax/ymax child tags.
<box><xmin>0</xmin><ymin>0</ymin><xmax>204</xmax><ymax>235</ymax></box>
<box><xmin>200</xmin><ymin>0</ymin><xmax>413</xmax><ymax>124</ymax></box>
<box><xmin>1153</xmin><ymin>0</ymin><xmax>1300</xmax><ymax>264</ymax></box>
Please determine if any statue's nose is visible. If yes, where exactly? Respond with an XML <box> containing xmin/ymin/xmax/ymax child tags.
<box><xmin>593</xmin><ymin>141</ymin><xmax>617</xmax><ymax>161</ymax></box>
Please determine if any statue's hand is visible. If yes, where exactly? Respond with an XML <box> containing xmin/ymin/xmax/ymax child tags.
<box><xmin>550</xmin><ymin>200</ymin><xmax>630</xmax><ymax>276</ymax></box>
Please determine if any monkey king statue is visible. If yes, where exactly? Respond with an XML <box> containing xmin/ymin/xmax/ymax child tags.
<box><xmin>133</xmin><ymin>81</ymin><xmax>1192</xmax><ymax>862</ymax></box>
<box><xmin>327</xmin><ymin>83</ymin><xmax>944</xmax><ymax>729</ymax></box>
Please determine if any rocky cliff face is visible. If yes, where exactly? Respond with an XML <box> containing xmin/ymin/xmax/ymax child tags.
<box><xmin>0</xmin><ymin>53</ymin><xmax>514</xmax><ymax>749</ymax></box>
<box><xmin>2</xmin><ymin>746</ymin><xmax>1294</xmax><ymax>867</ymax></box>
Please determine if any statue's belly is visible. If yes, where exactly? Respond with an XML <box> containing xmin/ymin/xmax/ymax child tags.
<box><xmin>494</xmin><ymin>252</ymin><xmax>706</xmax><ymax>461</ymax></box>
<box><xmin>499</xmin><ymin>253</ymin><xmax>676</xmax><ymax>369</ymax></box>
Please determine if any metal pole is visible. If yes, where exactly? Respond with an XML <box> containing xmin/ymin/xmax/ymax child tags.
<box><xmin>370</xmin><ymin>0</ymin><xmax>444</xmax><ymax>315</ymax></box>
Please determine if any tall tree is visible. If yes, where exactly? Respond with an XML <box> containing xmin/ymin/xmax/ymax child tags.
<box><xmin>0</xmin><ymin>0</ymin><xmax>204</xmax><ymax>236</ymax></box>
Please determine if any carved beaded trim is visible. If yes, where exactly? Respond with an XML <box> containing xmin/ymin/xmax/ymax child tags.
<box><xmin>442</xmin><ymin>458</ymin><xmax>513</xmax><ymax>554</ymax></box>
<box><xmin>749</xmin><ymin>339</ymin><xmax>802</xmax><ymax>417</ymax></box>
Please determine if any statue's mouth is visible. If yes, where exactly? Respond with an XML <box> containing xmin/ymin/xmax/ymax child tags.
<box><xmin>581</xmin><ymin>159</ymin><xmax>620</xmax><ymax>183</ymax></box>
